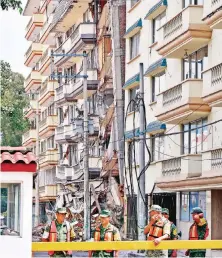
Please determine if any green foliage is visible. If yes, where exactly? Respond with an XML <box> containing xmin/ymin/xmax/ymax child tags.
<box><xmin>0</xmin><ymin>60</ymin><xmax>29</xmax><ymax>146</ymax></box>
<box><xmin>0</xmin><ymin>0</ymin><xmax>23</xmax><ymax>14</ymax></box>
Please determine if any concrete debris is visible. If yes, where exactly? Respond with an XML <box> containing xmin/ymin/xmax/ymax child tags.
<box><xmin>32</xmin><ymin>224</ymin><xmax>45</xmax><ymax>242</ymax></box>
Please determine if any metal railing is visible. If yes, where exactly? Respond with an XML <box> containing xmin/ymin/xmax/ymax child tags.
<box><xmin>40</xmin><ymin>48</ymin><xmax>49</xmax><ymax>65</ymax></box>
<box><xmin>163</xmin><ymin>84</ymin><xmax>182</xmax><ymax>107</ymax></box>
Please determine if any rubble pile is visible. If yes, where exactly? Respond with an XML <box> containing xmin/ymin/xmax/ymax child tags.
<box><xmin>32</xmin><ymin>224</ymin><xmax>45</xmax><ymax>242</ymax></box>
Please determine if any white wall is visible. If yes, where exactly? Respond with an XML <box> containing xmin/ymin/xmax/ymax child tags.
<box><xmin>0</xmin><ymin>172</ymin><xmax>33</xmax><ymax>258</ymax></box>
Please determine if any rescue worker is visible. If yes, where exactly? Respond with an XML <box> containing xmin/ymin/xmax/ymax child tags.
<box><xmin>144</xmin><ymin>205</ymin><xmax>171</xmax><ymax>258</ymax></box>
<box><xmin>89</xmin><ymin>209</ymin><xmax>121</xmax><ymax>258</ymax></box>
<box><xmin>42</xmin><ymin>207</ymin><xmax>75</xmax><ymax>257</ymax></box>
<box><xmin>162</xmin><ymin>208</ymin><xmax>178</xmax><ymax>257</ymax></box>
<box><xmin>185</xmin><ymin>207</ymin><xmax>209</xmax><ymax>258</ymax></box>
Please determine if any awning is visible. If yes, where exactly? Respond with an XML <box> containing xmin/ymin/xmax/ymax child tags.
<box><xmin>125</xmin><ymin>127</ymin><xmax>140</xmax><ymax>140</ymax></box>
<box><xmin>124</xmin><ymin>18</ymin><xmax>142</xmax><ymax>39</ymax></box>
<box><xmin>123</xmin><ymin>73</ymin><xmax>140</xmax><ymax>90</ymax></box>
<box><xmin>146</xmin><ymin>121</ymin><xmax>166</xmax><ymax>134</ymax></box>
<box><xmin>144</xmin><ymin>58</ymin><xmax>167</xmax><ymax>77</ymax></box>
<box><xmin>144</xmin><ymin>0</ymin><xmax>167</xmax><ymax>20</ymax></box>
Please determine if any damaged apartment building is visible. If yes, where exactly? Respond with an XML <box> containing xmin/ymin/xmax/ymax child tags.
<box><xmin>23</xmin><ymin>0</ymin><xmax>125</xmax><ymax>230</ymax></box>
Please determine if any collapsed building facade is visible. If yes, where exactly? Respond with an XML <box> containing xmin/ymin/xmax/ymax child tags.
<box><xmin>23</xmin><ymin>0</ymin><xmax>126</xmax><ymax>237</ymax></box>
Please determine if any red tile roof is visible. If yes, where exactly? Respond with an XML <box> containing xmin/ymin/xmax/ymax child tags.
<box><xmin>0</xmin><ymin>147</ymin><xmax>36</xmax><ymax>164</ymax></box>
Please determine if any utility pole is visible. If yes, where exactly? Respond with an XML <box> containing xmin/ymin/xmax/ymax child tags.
<box><xmin>110</xmin><ymin>0</ymin><xmax>126</xmax><ymax>185</ymax></box>
<box><xmin>34</xmin><ymin>92</ymin><xmax>40</xmax><ymax>227</ymax></box>
<box><xmin>137</xmin><ymin>63</ymin><xmax>146</xmax><ymax>240</ymax></box>
<box><xmin>83</xmin><ymin>51</ymin><xmax>90</xmax><ymax>240</ymax></box>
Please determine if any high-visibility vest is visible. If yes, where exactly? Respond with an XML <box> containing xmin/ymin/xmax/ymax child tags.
<box><xmin>48</xmin><ymin>220</ymin><xmax>72</xmax><ymax>256</ymax></box>
<box><xmin>94</xmin><ymin>225</ymin><xmax>114</xmax><ymax>253</ymax></box>
<box><xmin>147</xmin><ymin>219</ymin><xmax>167</xmax><ymax>240</ymax></box>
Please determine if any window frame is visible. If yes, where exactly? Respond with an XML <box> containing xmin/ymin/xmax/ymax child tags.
<box><xmin>129</xmin><ymin>32</ymin><xmax>140</xmax><ymax>60</ymax></box>
<box><xmin>0</xmin><ymin>183</ymin><xmax>22</xmax><ymax>236</ymax></box>
<box><xmin>182</xmin><ymin>117</ymin><xmax>208</xmax><ymax>155</ymax></box>
<box><xmin>183</xmin><ymin>46</ymin><xmax>208</xmax><ymax>80</ymax></box>
<box><xmin>151</xmin><ymin>71</ymin><xmax>166</xmax><ymax>102</ymax></box>
<box><xmin>129</xmin><ymin>86</ymin><xmax>140</xmax><ymax>112</ymax></box>
<box><xmin>151</xmin><ymin>133</ymin><xmax>165</xmax><ymax>162</ymax></box>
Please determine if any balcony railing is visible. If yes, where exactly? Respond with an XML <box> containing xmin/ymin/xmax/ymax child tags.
<box><xmin>157</xmin><ymin>6</ymin><xmax>212</xmax><ymax>57</ymax></box>
<box><xmin>162</xmin><ymin>157</ymin><xmax>181</xmax><ymax>176</ymax></box>
<box><xmin>211</xmin><ymin>148</ymin><xmax>222</xmax><ymax>169</ymax></box>
<box><xmin>41</xmin><ymin>48</ymin><xmax>49</xmax><ymax>65</ymax></box>
<box><xmin>211</xmin><ymin>63</ymin><xmax>222</xmax><ymax>87</ymax></box>
<box><xmin>163</xmin><ymin>84</ymin><xmax>182</xmax><ymax>107</ymax></box>
<box><xmin>25</xmin><ymin>45</ymin><xmax>32</xmax><ymax>59</ymax></box>
<box><xmin>163</xmin><ymin>13</ymin><xmax>182</xmax><ymax>40</ymax></box>
<box><xmin>202</xmin><ymin>63</ymin><xmax>222</xmax><ymax>107</ymax></box>
<box><xmin>26</xmin><ymin>17</ymin><xmax>33</xmax><ymax>31</ymax></box>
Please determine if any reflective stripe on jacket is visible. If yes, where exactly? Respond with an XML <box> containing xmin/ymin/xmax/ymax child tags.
<box><xmin>48</xmin><ymin>220</ymin><xmax>72</xmax><ymax>256</ymax></box>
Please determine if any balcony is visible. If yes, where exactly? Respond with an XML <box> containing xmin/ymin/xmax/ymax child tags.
<box><xmin>39</xmin><ymin>79</ymin><xmax>58</xmax><ymax>107</ymax></box>
<box><xmin>156</xmin><ymin>154</ymin><xmax>202</xmax><ymax>183</ymax></box>
<box><xmin>25</xmin><ymin>14</ymin><xmax>44</xmax><ymax>41</ymax></box>
<box><xmin>39</xmin><ymin>115</ymin><xmax>58</xmax><ymax>138</ymax></box>
<box><xmin>156</xmin><ymin>5</ymin><xmax>212</xmax><ymax>58</ymax></box>
<box><xmin>39</xmin><ymin>14</ymin><xmax>56</xmax><ymax>46</ymax></box>
<box><xmin>155</xmin><ymin>79</ymin><xmax>211</xmax><ymax>124</ymax></box>
<box><xmin>54</xmin><ymin>23</ymin><xmax>96</xmax><ymax>67</ymax></box>
<box><xmin>22</xmin><ymin>129</ymin><xmax>37</xmax><ymax>147</ymax></box>
<box><xmin>24</xmin><ymin>70</ymin><xmax>41</xmax><ymax>93</ymax></box>
<box><xmin>55</xmin><ymin>69</ymin><xmax>98</xmax><ymax>105</ymax></box>
<box><xmin>203</xmin><ymin>0</ymin><xmax>222</xmax><ymax>29</ymax></box>
<box><xmin>39</xmin><ymin>185</ymin><xmax>57</xmax><ymax>199</ymax></box>
<box><xmin>50</xmin><ymin>0</ymin><xmax>92</xmax><ymax>33</ymax></box>
<box><xmin>202</xmin><ymin>63</ymin><xmax>222</xmax><ymax>107</ymax></box>
<box><xmin>68</xmin><ymin>69</ymin><xmax>98</xmax><ymax>100</ymax></box>
<box><xmin>39</xmin><ymin>0</ymin><xmax>59</xmax><ymax>16</ymax></box>
<box><xmin>55</xmin><ymin>124</ymin><xmax>72</xmax><ymax>143</ymax></box>
<box><xmin>71</xmin><ymin>118</ymin><xmax>96</xmax><ymax>142</ymax></box>
<box><xmin>202</xmin><ymin>148</ymin><xmax>222</xmax><ymax>177</ymax></box>
<box><xmin>39</xmin><ymin>48</ymin><xmax>52</xmax><ymax>76</ymax></box>
<box><xmin>24</xmin><ymin>99</ymin><xmax>40</xmax><ymax>119</ymax></box>
<box><xmin>24</xmin><ymin>43</ymin><xmax>43</xmax><ymax>67</ymax></box>
<box><xmin>56</xmin><ymin>164</ymin><xmax>82</xmax><ymax>180</ymax></box>
<box><xmin>39</xmin><ymin>149</ymin><xmax>58</xmax><ymax>169</ymax></box>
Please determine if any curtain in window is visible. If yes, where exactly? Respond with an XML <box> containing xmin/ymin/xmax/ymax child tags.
<box><xmin>130</xmin><ymin>33</ymin><xmax>140</xmax><ymax>59</ymax></box>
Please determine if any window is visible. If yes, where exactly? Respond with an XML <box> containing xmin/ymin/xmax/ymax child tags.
<box><xmin>47</xmin><ymin>135</ymin><xmax>55</xmax><ymax>149</ymax></box>
<box><xmin>130</xmin><ymin>32</ymin><xmax>140</xmax><ymax>60</ymax></box>
<box><xmin>182</xmin><ymin>118</ymin><xmax>208</xmax><ymax>154</ymax></box>
<box><xmin>83</xmin><ymin>9</ymin><xmax>90</xmax><ymax>22</ymax></box>
<box><xmin>130</xmin><ymin>0</ymin><xmax>139</xmax><ymax>8</ymax></box>
<box><xmin>48</xmin><ymin>103</ymin><xmax>55</xmax><ymax>116</ymax></box>
<box><xmin>151</xmin><ymin>72</ymin><xmax>166</xmax><ymax>102</ymax></box>
<box><xmin>69</xmin><ymin>145</ymin><xmax>78</xmax><ymax>166</ymax></box>
<box><xmin>183</xmin><ymin>0</ymin><xmax>203</xmax><ymax>8</ymax></box>
<box><xmin>152</xmin><ymin>12</ymin><xmax>166</xmax><ymax>43</ymax></box>
<box><xmin>183</xmin><ymin>46</ymin><xmax>208</xmax><ymax>80</ymax></box>
<box><xmin>151</xmin><ymin>134</ymin><xmax>165</xmax><ymax>162</ymax></box>
<box><xmin>40</xmin><ymin>140</ymin><xmax>46</xmax><ymax>153</ymax></box>
<box><xmin>88</xmin><ymin>94</ymin><xmax>98</xmax><ymax>115</ymax></box>
<box><xmin>57</xmin><ymin>36</ymin><xmax>63</xmax><ymax>47</ymax></box>
<box><xmin>58</xmin><ymin>144</ymin><xmax>63</xmax><ymax>160</ymax></box>
<box><xmin>58</xmin><ymin>108</ymin><xmax>64</xmax><ymax>125</ymax></box>
<box><xmin>0</xmin><ymin>184</ymin><xmax>21</xmax><ymax>236</ymax></box>
<box><xmin>129</xmin><ymin>86</ymin><xmax>139</xmax><ymax>112</ymax></box>
<box><xmin>180</xmin><ymin>191</ymin><xmax>206</xmax><ymax>222</ymax></box>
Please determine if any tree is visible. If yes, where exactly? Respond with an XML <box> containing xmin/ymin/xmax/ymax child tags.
<box><xmin>0</xmin><ymin>61</ymin><xmax>29</xmax><ymax>146</ymax></box>
<box><xmin>1</xmin><ymin>0</ymin><xmax>22</xmax><ymax>13</ymax></box>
